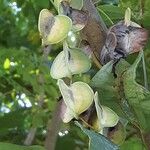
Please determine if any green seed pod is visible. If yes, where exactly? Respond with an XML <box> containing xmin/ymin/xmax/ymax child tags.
<box><xmin>50</xmin><ymin>47</ymin><xmax>91</xmax><ymax>79</ymax></box>
<box><xmin>38</xmin><ymin>9</ymin><xmax>72</xmax><ymax>45</ymax></box>
<box><xmin>58</xmin><ymin>79</ymin><xmax>94</xmax><ymax>123</ymax></box>
<box><xmin>50</xmin><ymin>51</ymin><xmax>70</xmax><ymax>79</ymax></box>
<box><xmin>100</xmin><ymin>106</ymin><xmax>119</xmax><ymax>127</ymax></box>
<box><xmin>94</xmin><ymin>92</ymin><xmax>119</xmax><ymax>128</ymax></box>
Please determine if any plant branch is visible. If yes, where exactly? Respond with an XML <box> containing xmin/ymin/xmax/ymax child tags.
<box><xmin>24</xmin><ymin>128</ymin><xmax>37</xmax><ymax>146</ymax></box>
<box><xmin>97</xmin><ymin>7</ymin><xmax>114</xmax><ymax>25</ymax></box>
<box><xmin>81</xmin><ymin>0</ymin><xmax>107</xmax><ymax>66</ymax></box>
<box><xmin>141</xmin><ymin>50</ymin><xmax>148</xmax><ymax>90</ymax></box>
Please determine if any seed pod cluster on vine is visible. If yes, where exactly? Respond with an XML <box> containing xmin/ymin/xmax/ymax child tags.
<box><xmin>38</xmin><ymin>0</ymin><xmax>119</xmax><ymax>139</ymax></box>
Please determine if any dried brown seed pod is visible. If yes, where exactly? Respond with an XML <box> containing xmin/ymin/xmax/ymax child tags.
<box><xmin>60</xmin><ymin>1</ymin><xmax>88</xmax><ymax>31</ymax></box>
<box><xmin>100</xmin><ymin>21</ymin><xmax>148</xmax><ymax>65</ymax></box>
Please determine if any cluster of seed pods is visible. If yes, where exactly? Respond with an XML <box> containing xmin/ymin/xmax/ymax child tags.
<box><xmin>37</xmin><ymin>0</ymin><xmax>148</xmax><ymax>136</ymax></box>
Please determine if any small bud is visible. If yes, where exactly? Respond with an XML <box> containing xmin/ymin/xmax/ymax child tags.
<box><xmin>50</xmin><ymin>47</ymin><xmax>91</xmax><ymax>79</ymax></box>
<box><xmin>124</xmin><ymin>8</ymin><xmax>131</xmax><ymax>26</ymax></box>
<box><xmin>38</xmin><ymin>9</ymin><xmax>72</xmax><ymax>45</ymax></box>
<box><xmin>58</xmin><ymin>79</ymin><xmax>94</xmax><ymax>123</ymax></box>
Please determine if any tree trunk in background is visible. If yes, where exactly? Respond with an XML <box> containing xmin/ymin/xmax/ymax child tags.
<box><xmin>45</xmin><ymin>100</ymin><xmax>62</xmax><ymax>150</ymax></box>
<box><xmin>24</xmin><ymin>128</ymin><xmax>37</xmax><ymax>145</ymax></box>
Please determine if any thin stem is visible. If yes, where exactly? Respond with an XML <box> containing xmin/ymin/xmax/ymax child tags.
<box><xmin>139</xmin><ymin>0</ymin><xmax>148</xmax><ymax>90</ymax></box>
<box><xmin>97</xmin><ymin>7</ymin><xmax>114</xmax><ymax>25</ymax></box>
<box><xmin>79</xmin><ymin>117</ymin><xmax>94</xmax><ymax>130</ymax></box>
<box><xmin>49</xmin><ymin>0</ymin><xmax>57</xmax><ymax>11</ymax></box>
<box><xmin>141</xmin><ymin>50</ymin><xmax>148</xmax><ymax>89</ymax></box>
<box><xmin>92</xmin><ymin>53</ymin><xmax>102</xmax><ymax>69</ymax></box>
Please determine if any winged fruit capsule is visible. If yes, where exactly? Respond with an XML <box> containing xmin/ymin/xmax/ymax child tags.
<box><xmin>50</xmin><ymin>45</ymin><xmax>91</xmax><ymax>79</ymax></box>
<box><xmin>93</xmin><ymin>92</ymin><xmax>119</xmax><ymax>132</ymax></box>
<box><xmin>58</xmin><ymin>79</ymin><xmax>94</xmax><ymax>123</ymax></box>
<box><xmin>38</xmin><ymin>9</ymin><xmax>72</xmax><ymax>45</ymax></box>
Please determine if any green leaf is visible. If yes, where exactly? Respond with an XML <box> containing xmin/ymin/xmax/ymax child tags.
<box><xmin>97</xmin><ymin>5</ymin><xmax>124</xmax><ymax>25</ymax></box>
<box><xmin>33</xmin><ymin>0</ymin><xmax>49</xmax><ymax>8</ymax></box>
<box><xmin>142</xmin><ymin>0</ymin><xmax>150</xmax><ymax>27</ymax></box>
<box><xmin>91</xmin><ymin>59</ymin><xmax>133</xmax><ymax>120</ymax></box>
<box><xmin>0</xmin><ymin>109</ymin><xmax>26</xmax><ymax>133</ymax></box>
<box><xmin>0</xmin><ymin>142</ymin><xmax>45</xmax><ymax>150</ymax></box>
<box><xmin>90</xmin><ymin>61</ymin><xmax>116</xmax><ymax>111</ymax></box>
<box><xmin>101</xmin><ymin>0</ymin><xmax>119</xmax><ymax>5</ymax></box>
<box><xmin>76</xmin><ymin>122</ymin><xmax>119</xmax><ymax>150</ymax></box>
<box><xmin>91</xmin><ymin>62</ymin><xmax>117</xmax><ymax>110</ymax></box>
<box><xmin>120</xmin><ymin>137</ymin><xmax>146</xmax><ymax>150</ymax></box>
<box><xmin>123</xmin><ymin>52</ymin><xmax>150</xmax><ymax>131</ymax></box>
<box><xmin>119</xmin><ymin>0</ymin><xmax>139</xmax><ymax>10</ymax></box>
<box><xmin>91</xmin><ymin>61</ymin><xmax>114</xmax><ymax>88</ymax></box>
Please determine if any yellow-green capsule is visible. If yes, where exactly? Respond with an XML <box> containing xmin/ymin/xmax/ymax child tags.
<box><xmin>38</xmin><ymin>9</ymin><xmax>72</xmax><ymax>45</ymax></box>
<box><xmin>94</xmin><ymin>92</ymin><xmax>119</xmax><ymax>128</ymax></box>
<box><xmin>50</xmin><ymin>47</ymin><xmax>91</xmax><ymax>79</ymax></box>
<box><xmin>100</xmin><ymin>106</ymin><xmax>119</xmax><ymax>127</ymax></box>
<box><xmin>58</xmin><ymin>79</ymin><xmax>94</xmax><ymax>123</ymax></box>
